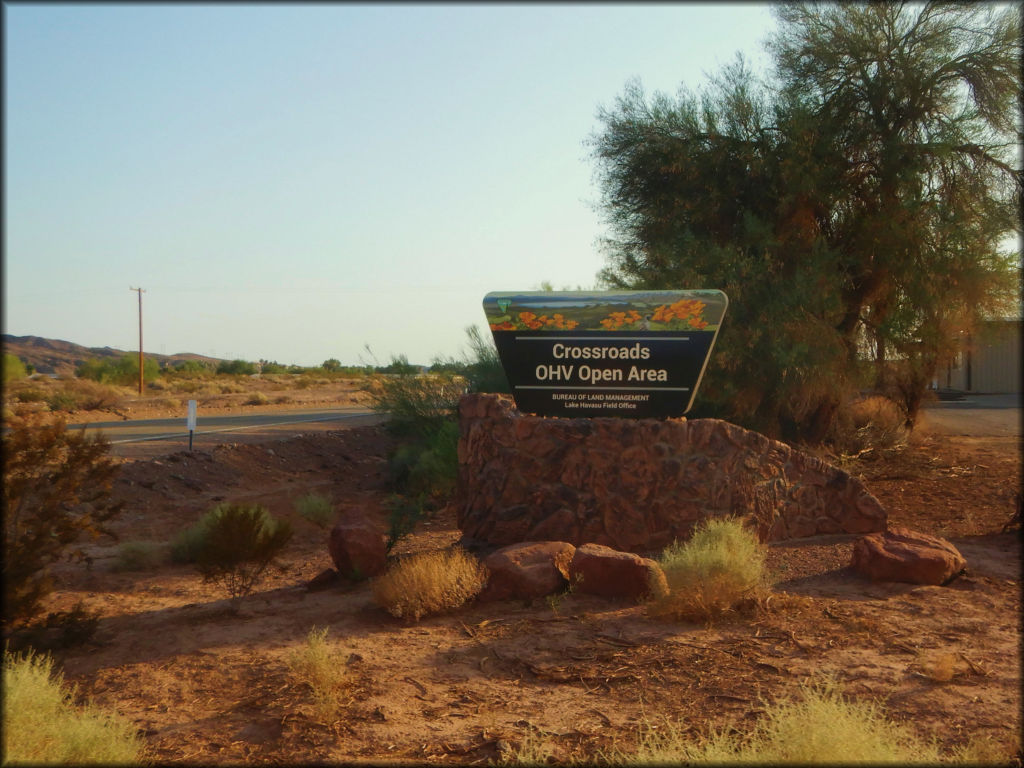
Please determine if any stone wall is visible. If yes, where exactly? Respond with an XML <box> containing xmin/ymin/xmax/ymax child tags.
<box><xmin>456</xmin><ymin>394</ymin><xmax>886</xmax><ymax>554</ymax></box>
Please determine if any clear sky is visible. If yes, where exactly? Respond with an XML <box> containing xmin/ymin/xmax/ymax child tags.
<box><xmin>4</xmin><ymin>3</ymin><xmax>778</xmax><ymax>367</ymax></box>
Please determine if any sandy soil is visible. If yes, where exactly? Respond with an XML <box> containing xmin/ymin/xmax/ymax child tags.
<box><xmin>22</xmin><ymin>394</ymin><xmax>1024</xmax><ymax>764</ymax></box>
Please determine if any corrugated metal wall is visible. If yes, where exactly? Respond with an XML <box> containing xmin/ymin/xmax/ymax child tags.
<box><xmin>945</xmin><ymin>320</ymin><xmax>1021</xmax><ymax>393</ymax></box>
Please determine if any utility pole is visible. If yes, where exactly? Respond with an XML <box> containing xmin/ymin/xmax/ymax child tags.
<box><xmin>129</xmin><ymin>287</ymin><xmax>145</xmax><ymax>395</ymax></box>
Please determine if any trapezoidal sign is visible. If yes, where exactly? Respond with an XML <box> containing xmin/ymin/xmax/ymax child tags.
<box><xmin>483</xmin><ymin>290</ymin><xmax>728</xmax><ymax>419</ymax></box>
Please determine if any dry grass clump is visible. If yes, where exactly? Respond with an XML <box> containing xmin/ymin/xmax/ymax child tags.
<box><xmin>830</xmin><ymin>394</ymin><xmax>908</xmax><ymax>455</ymax></box>
<box><xmin>112</xmin><ymin>541</ymin><xmax>167</xmax><ymax>572</ymax></box>
<box><xmin>294</xmin><ymin>492</ymin><xmax>334</xmax><ymax>529</ymax></box>
<box><xmin>648</xmin><ymin>517</ymin><xmax>767</xmax><ymax>622</ymax></box>
<box><xmin>286</xmin><ymin>626</ymin><xmax>350</xmax><ymax>722</ymax></box>
<box><xmin>372</xmin><ymin>547</ymin><xmax>485</xmax><ymax>621</ymax></box>
<box><xmin>2</xmin><ymin>648</ymin><xmax>146</xmax><ymax>764</ymax></box>
<box><xmin>608</xmin><ymin>678</ymin><xmax>944</xmax><ymax>764</ymax></box>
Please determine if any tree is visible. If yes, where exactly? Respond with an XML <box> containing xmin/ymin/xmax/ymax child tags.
<box><xmin>216</xmin><ymin>359</ymin><xmax>257</xmax><ymax>376</ymax></box>
<box><xmin>3</xmin><ymin>414</ymin><xmax>123</xmax><ymax>625</ymax></box>
<box><xmin>3</xmin><ymin>353</ymin><xmax>29</xmax><ymax>383</ymax></box>
<box><xmin>591</xmin><ymin>3</ymin><xmax>1020</xmax><ymax>441</ymax></box>
<box><xmin>322</xmin><ymin>358</ymin><xmax>342</xmax><ymax>372</ymax></box>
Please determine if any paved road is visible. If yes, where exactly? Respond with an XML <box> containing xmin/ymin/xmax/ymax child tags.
<box><xmin>67</xmin><ymin>407</ymin><xmax>380</xmax><ymax>458</ymax></box>
<box><xmin>919</xmin><ymin>393</ymin><xmax>1021</xmax><ymax>437</ymax></box>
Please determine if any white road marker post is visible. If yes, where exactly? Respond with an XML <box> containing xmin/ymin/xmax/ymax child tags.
<box><xmin>187</xmin><ymin>399</ymin><xmax>197</xmax><ymax>451</ymax></box>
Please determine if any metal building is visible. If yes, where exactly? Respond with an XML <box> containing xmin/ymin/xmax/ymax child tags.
<box><xmin>942</xmin><ymin>319</ymin><xmax>1022</xmax><ymax>394</ymax></box>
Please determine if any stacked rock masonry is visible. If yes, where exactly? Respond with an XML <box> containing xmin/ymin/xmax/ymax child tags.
<box><xmin>456</xmin><ymin>394</ymin><xmax>887</xmax><ymax>554</ymax></box>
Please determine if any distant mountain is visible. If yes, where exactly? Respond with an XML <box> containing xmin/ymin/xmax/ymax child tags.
<box><xmin>2</xmin><ymin>334</ymin><xmax>225</xmax><ymax>376</ymax></box>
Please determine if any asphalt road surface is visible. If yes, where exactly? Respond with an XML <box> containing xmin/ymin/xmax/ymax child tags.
<box><xmin>919</xmin><ymin>393</ymin><xmax>1021</xmax><ymax>438</ymax></box>
<box><xmin>67</xmin><ymin>407</ymin><xmax>381</xmax><ymax>458</ymax></box>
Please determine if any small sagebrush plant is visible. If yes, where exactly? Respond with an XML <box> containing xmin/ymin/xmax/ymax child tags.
<box><xmin>2</xmin><ymin>648</ymin><xmax>146</xmax><ymax>764</ymax></box>
<box><xmin>113</xmin><ymin>541</ymin><xmax>167</xmax><ymax>572</ymax></box>
<box><xmin>286</xmin><ymin>626</ymin><xmax>349</xmax><ymax>723</ymax></box>
<box><xmin>649</xmin><ymin>517</ymin><xmax>767</xmax><ymax>622</ymax></box>
<box><xmin>608</xmin><ymin>677</ymin><xmax>945</xmax><ymax>764</ymax></box>
<box><xmin>372</xmin><ymin>548</ymin><xmax>485</xmax><ymax>621</ymax></box>
<box><xmin>189</xmin><ymin>503</ymin><xmax>293</xmax><ymax>608</ymax></box>
<box><xmin>295</xmin><ymin>492</ymin><xmax>334</xmax><ymax>529</ymax></box>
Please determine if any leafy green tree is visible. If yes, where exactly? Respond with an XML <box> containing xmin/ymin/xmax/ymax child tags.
<box><xmin>322</xmin><ymin>358</ymin><xmax>342</xmax><ymax>372</ymax></box>
<box><xmin>3</xmin><ymin>353</ymin><xmax>29</xmax><ymax>383</ymax></box>
<box><xmin>591</xmin><ymin>3</ymin><xmax>1020</xmax><ymax>441</ymax></box>
<box><xmin>216</xmin><ymin>359</ymin><xmax>257</xmax><ymax>375</ymax></box>
<box><xmin>76</xmin><ymin>355</ymin><xmax>159</xmax><ymax>387</ymax></box>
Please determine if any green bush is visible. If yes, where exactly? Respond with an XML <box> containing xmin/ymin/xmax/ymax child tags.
<box><xmin>189</xmin><ymin>503</ymin><xmax>293</xmax><ymax>607</ymax></box>
<box><xmin>2</xmin><ymin>648</ymin><xmax>146</xmax><ymax>764</ymax></box>
<box><xmin>388</xmin><ymin>419</ymin><xmax>459</xmax><ymax>502</ymax></box>
<box><xmin>3</xmin><ymin>352</ymin><xmax>29</xmax><ymax>383</ymax></box>
<box><xmin>15</xmin><ymin>387</ymin><xmax>48</xmax><ymax>403</ymax></box>
<box><xmin>77</xmin><ymin>354</ymin><xmax>159</xmax><ymax>387</ymax></box>
<box><xmin>45</xmin><ymin>390</ymin><xmax>81</xmax><ymax>412</ymax></box>
<box><xmin>216</xmin><ymin>359</ymin><xmax>257</xmax><ymax>375</ymax></box>
<box><xmin>112</xmin><ymin>541</ymin><xmax>167</xmax><ymax>572</ymax></box>
<box><xmin>649</xmin><ymin>517</ymin><xmax>767</xmax><ymax>622</ymax></box>
<box><xmin>365</xmin><ymin>371</ymin><xmax>461</xmax><ymax>439</ymax></box>
<box><xmin>295</xmin><ymin>493</ymin><xmax>334</xmax><ymax>529</ymax></box>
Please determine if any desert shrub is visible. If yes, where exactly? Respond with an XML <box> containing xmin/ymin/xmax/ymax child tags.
<box><xmin>3</xmin><ymin>352</ymin><xmax>29</xmax><ymax>383</ymax></box>
<box><xmin>15</xmin><ymin>387</ymin><xmax>48</xmax><ymax>403</ymax></box>
<box><xmin>216</xmin><ymin>359</ymin><xmax>257</xmax><ymax>375</ymax></box>
<box><xmin>46</xmin><ymin>390</ymin><xmax>81</xmax><ymax>412</ymax></box>
<box><xmin>44</xmin><ymin>380</ymin><xmax>121</xmax><ymax>412</ymax></box>
<box><xmin>77</xmin><ymin>354</ymin><xmax>159</xmax><ymax>387</ymax></box>
<box><xmin>365</xmin><ymin>370</ymin><xmax>462</xmax><ymax>439</ymax></box>
<box><xmin>607</xmin><ymin>678</ymin><xmax>944</xmax><ymax>764</ymax></box>
<box><xmin>383</xmin><ymin>497</ymin><xmax>427</xmax><ymax>554</ymax></box>
<box><xmin>112</xmin><ymin>541</ymin><xmax>167</xmax><ymax>572</ymax></box>
<box><xmin>5</xmin><ymin>602</ymin><xmax>102</xmax><ymax>653</ymax></box>
<box><xmin>387</xmin><ymin>419</ymin><xmax>459</xmax><ymax>502</ymax></box>
<box><xmin>429</xmin><ymin>325</ymin><xmax>510</xmax><ymax>394</ymax></box>
<box><xmin>295</xmin><ymin>493</ymin><xmax>334</xmax><ymax>529</ymax></box>
<box><xmin>649</xmin><ymin>517</ymin><xmax>767</xmax><ymax>622</ymax></box>
<box><xmin>372</xmin><ymin>548</ymin><xmax>485</xmax><ymax>621</ymax></box>
<box><xmin>828</xmin><ymin>394</ymin><xmax>908</xmax><ymax>455</ymax></box>
<box><xmin>245</xmin><ymin>392</ymin><xmax>270</xmax><ymax>406</ymax></box>
<box><xmin>286</xmin><ymin>626</ymin><xmax>349</xmax><ymax>722</ymax></box>
<box><xmin>3</xmin><ymin>414</ymin><xmax>123</xmax><ymax>626</ymax></box>
<box><xmin>2</xmin><ymin>648</ymin><xmax>145</xmax><ymax>764</ymax></box>
<box><xmin>190</xmin><ymin>503</ymin><xmax>293</xmax><ymax>607</ymax></box>
<box><xmin>170</xmin><ymin>518</ymin><xmax>210</xmax><ymax>564</ymax></box>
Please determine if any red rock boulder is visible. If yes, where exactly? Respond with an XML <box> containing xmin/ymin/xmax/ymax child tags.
<box><xmin>329</xmin><ymin>508</ymin><xmax>387</xmax><ymax>580</ymax></box>
<box><xmin>851</xmin><ymin>526</ymin><xmax>966</xmax><ymax>585</ymax></box>
<box><xmin>479</xmin><ymin>541</ymin><xmax>576</xmax><ymax>602</ymax></box>
<box><xmin>568</xmin><ymin>543</ymin><xmax>668</xmax><ymax>602</ymax></box>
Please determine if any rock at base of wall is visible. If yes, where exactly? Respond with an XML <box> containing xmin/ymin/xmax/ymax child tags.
<box><xmin>568</xmin><ymin>543</ymin><xmax>668</xmax><ymax>602</ymax></box>
<box><xmin>851</xmin><ymin>526</ymin><xmax>967</xmax><ymax>585</ymax></box>
<box><xmin>456</xmin><ymin>393</ymin><xmax>886</xmax><ymax>552</ymax></box>
<box><xmin>479</xmin><ymin>541</ymin><xmax>576</xmax><ymax>602</ymax></box>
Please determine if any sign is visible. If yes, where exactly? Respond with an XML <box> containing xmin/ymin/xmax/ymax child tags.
<box><xmin>186</xmin><ymin>399</ymin><xmax>197</xmax><ymax>432</ymax></box>
<box><xmin>483</xmin><ymin>290</ymin><xmax>727</xmax><ymax>418</ymax></box>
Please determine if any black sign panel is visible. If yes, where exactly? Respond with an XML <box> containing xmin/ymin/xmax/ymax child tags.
<box><xmin>483</xmin><ymin>290</ymin><xmax>728</xmax><ymax>419</ymax></box>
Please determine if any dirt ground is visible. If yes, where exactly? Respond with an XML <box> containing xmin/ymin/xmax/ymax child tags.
<box><xmin>26</xmin><ymin>392</ymin><xmax>1023</xmax><ymax>764</ymax></box>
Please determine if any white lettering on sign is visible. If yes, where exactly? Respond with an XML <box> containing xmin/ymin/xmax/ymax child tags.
<box><xmin>187</xmin><ymin>399</ymin><xmax>197</xmax><ymax>431</ymax></box>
